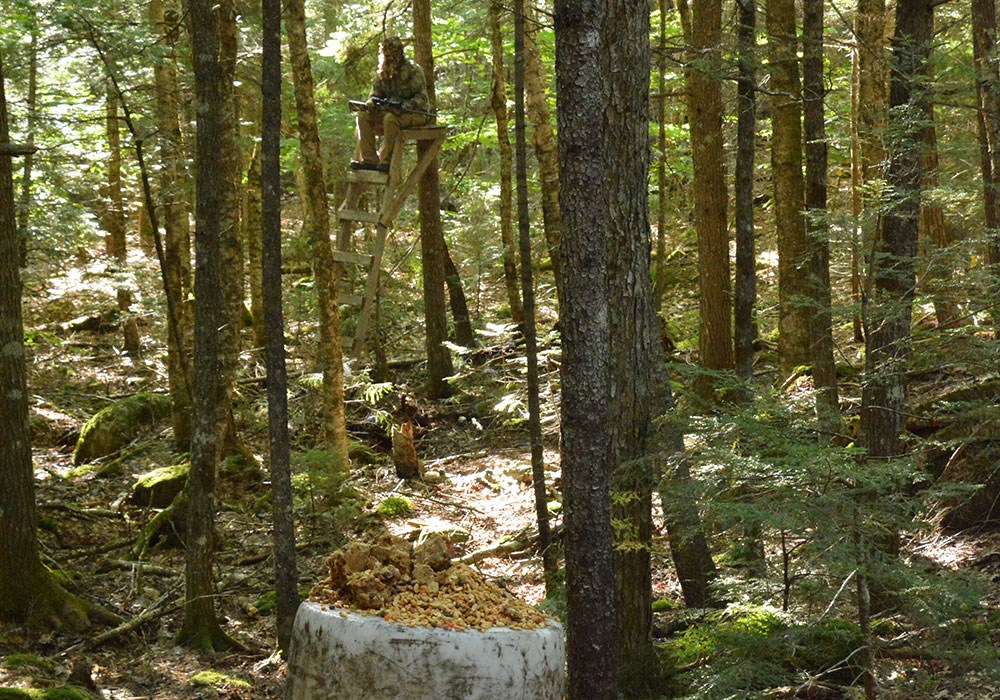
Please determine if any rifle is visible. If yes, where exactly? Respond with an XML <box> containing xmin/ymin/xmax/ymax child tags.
<box><xmin>348</xmin><ymin>97</ymin><xmax>436</xmax><ymax>119</ymax></box>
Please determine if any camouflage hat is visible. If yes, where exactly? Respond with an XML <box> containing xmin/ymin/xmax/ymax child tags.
<box><xmin>381</xmin><ymin>36</ymin><xmax>404</xmax><ymax>56</ymax></box>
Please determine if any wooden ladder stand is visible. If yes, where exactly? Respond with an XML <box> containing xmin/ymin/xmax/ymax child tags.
<box><xmin>335</xmin><ymin>125</ymin><xmax>448</xmax><ymax>356</ymax></box>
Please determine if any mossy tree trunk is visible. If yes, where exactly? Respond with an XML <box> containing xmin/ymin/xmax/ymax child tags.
<box><xmin>176</xmin><ymin>0</ymin><xmax>241</xmax><ymax>652</ymax></box>
<box><xmin>0</xmin><ymin>52</ymin><xmax>110</xmax><ymax>631</ymax></box>
<box><xmin>734</xmin><ymin>0</ymin><xmax>757</xmax><ymax>382</ymax></box>
<box><xmin>286</xmin><ymin>0</ymin><xmax>349</xmax><ymax>458</ymax></box>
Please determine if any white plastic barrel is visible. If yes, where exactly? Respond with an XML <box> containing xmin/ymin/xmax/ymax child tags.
<box><xmin>286</xmin><ymin>601</ymin><xmax>565</xmax><ymax>700</ymax></box>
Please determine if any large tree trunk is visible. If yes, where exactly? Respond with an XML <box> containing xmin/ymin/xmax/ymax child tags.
<box><xmin>245</xmin><ymin>143</ymin><xmax>265</xmax><ymax>351</ymax></box>
<box><xmin>605</xmin><ymin>0</ymin><xmax>686</xmax><ymax>677</ymax></box>
<box><xmin>972</xmin><ymin>0</ymin><xmax>1000</xmax><ymax>333</ymax></box>
<box><xmin>151</xmin><ymin>0</ymin><xmax>193</xmax><ymax>450</ymax></box>
<box><xmin>413</xmin><ymin>0</ymin><xmax>455</xmax><ymax>399</ymax></box>
<box><xmin>682</xmin><ymin>0</ymin><xmax>734</xmax><ymax>399</ymax></box>
<box><xmin>524</xmin><ymin>4</ymin><xmax>563</xmax><ymax>302</ymax></box>
<box><xmin>489</xmin><ymin>1</ymin><xmax>524</xmax><ymax>327</ymax></box>
<box><xmin>803</xmin><ymin>0</ymin><xmax>840</xmax><ymax>436</ymax></box>
<box><xmin>767</xmin><ymin>0</ymin><xmax>810</xmax><ymax>379</ymax></box>
<box><xmin>734</xmin><ymin>0</ymin><xmax>757</xmax><ymax>381</ymax></box>
<box><xmin>554</xmin><ymin>1</ymin><xmax>619</xmax><ymax>697</ymax></box>
<box><xmin>286</xmin><ymin>0</ymin><xmax>349</xmax><ymax>458</ymax></box>
<box><xmin>176</xmin><ymin>0</ymin><xmax>241</xmax><ymax>652</ymax></box>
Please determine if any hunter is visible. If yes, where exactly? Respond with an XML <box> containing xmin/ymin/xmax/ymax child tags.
<box><xmin>352</xmin><ymin>36</ymin><xmax>432</xmax><ymax>172</ymax></box>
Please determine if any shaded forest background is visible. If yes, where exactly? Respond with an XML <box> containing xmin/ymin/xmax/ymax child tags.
<box><xmin>2</xmin><ymin>0</ymin><xmax>1000</xmax><ymax>698</ymax></box>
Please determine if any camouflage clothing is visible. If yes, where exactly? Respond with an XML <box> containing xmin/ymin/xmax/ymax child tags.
<box><xmin>356</xmin><ymin>59</ymin><xmax>431</xmax><ymax>167</ymax></box>
<box><xmin>368</xmin><ymin>60</ymin><xmax>431</xmax><ymax>115</ymax></box>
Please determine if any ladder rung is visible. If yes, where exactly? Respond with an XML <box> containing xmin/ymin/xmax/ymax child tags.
<box><xmin>346</xmin><ymin>170</ymin><xmax>389</xmax><ymax>184</ymax></box>
<box><xmin>338</xmin><ymin>209</ymin><xmax>380</xmax><ymax>224</ymax></box>
<box><xmin>331</xmin><ymin>250</ymin><xmax>373</xmax><ymax>266</ymax></box>
<box><xmin>339</xmin><ymin>293</ymin><xmax>364</xmax><ymax>305</ymax></box>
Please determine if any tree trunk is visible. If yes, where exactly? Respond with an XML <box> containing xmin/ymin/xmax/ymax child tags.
<box><xmin>524</xmin><ymin>4</ymin><xmax>563</xmax><ymax>302</ymax></box>
<box><xmin>245</xmin><ymin>143</ymin><xmax>266</xmax><ymax>351</ymax></box>
<box><xmin>489</xmin><ymin>0</ymin><xmax>524</xmax><ymax>327</ymax></box>
<box><xmin>413</xmin><ymin>0</ymin><xmax>455</xmax><ymax>399</ymax></box>
<box><xmin>605</xmin><ymin>0</ymin><xmax>658</xmax><ymax>677</ymax></box>
<box><xmin>853</xmin><ymin>0</ymin><xmax>888</xmax><ymax>342</ymax></box>
<box><xmin>105</xmin><ymin>79</ymin><xmax>127</xmax><ymax>261</ymax></box>
<box><xmin>262</xmin><ymin>0</ymin><xmax>298</xmax><ymax>651</ymax></box>
<box><xmin>972</xmin><ymin>0</ymin><xmax>1000</xmax><ymax>333</ymax></box>
<box><xmin>176</xmin><ymin>0</ymin><xmax>241</xmax><ymax>652</ymax></box>
<box><xmin>921</xmin><ymin>98</ymin><xmax>963</xmax><ymax>328</ymax></box>
<box><xmin>734</xmin><ymin>0</ymin><xmax>757</xmax><ymax>381</ymax></box>
<box><xmin>683</xmin><ymin>0</ymin><xmax>734</xmax><ymax>399</ymax></box>
<box><xmin>861</xmin><ymin>0</ymin><xmax>931</xmax><ymax>467</ymax></box>
<box><xmin>286</xmin><ymin>0</ymin><xmax>350</xmax><ymax>458</ymax></box>
<box><xmin>554</xmin><ymin>0</ymin><xmax>619</xmax><ymax>696</ymax></box>
<box><xmin>151</xmin><ymin>0</ymin><xmax>193</xmax><ymax>450</ymax></box>
<box><xmin>514</xmin><ymin>0</ymin><xmax>555</xmax><ymax>592</ymax></box>
<box><xmin>16</xmin><ymin>27</ymin><xmax>37</xmax><ymax>267</ymax></box>
<box><xmin>444</xmin><ymin>248</ymin><xmax>475</xmax><ymax>348</ymax></box>
<box><xmin>767</xmin><ymin>0</ymin><xmax>810</xmax><ymax>380</ymax></box>
<box><xmin>654</xmin><ymin>0</ymin><xmax>670</xmax><ymax>310</ymax></box>
<box><xmin>803</xmin><ymin>0</ymin><xmax>840</xmax><ymax>436</ymax></box>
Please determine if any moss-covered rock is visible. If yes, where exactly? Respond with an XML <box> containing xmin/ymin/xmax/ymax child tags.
<box><xmin>189</xmin><ymin>670</ymin><xmax>251</xmax><ymax>689</ymax></box>
<box><xmin>129</xmin><ymin>463</ymin><xmax>190</xmax><ymax>508</ymax></box>
<box><xmin>72</xmin><ymin>393</ymin><xmax>172</xmax><ymax>465</ymax></box>
<box><xmin>0</xmin><ymin>687</ymin><xmax>93</xmax><ymax>700</ymax></box>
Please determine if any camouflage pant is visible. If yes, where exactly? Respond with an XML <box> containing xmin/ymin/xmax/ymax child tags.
<box><xmin>356</xmin><ymin>110</ymin><xmax>429</xmax><ymax>165</ymax></box>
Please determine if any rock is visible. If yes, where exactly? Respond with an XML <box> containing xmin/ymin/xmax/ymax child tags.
<box><xmin>342</xmin><ymin>542</ymin><xmax>372</xmax><ymax>574</ymax></box>
<box><xmin>73</xmin><ymin>392</ymin><xmax>172</xmax><ymax>465</ymax></box>
<box><xmin>129</xmin><ymin>463</ymin><xmax>190</xmax><ymax>508</ymax></box>
<box><xmin>413</xmin><ymin>534</ymin><xmax>451</xmax><ymax>572</ymax></box>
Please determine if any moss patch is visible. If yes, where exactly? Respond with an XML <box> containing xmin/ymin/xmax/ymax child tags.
<box><xmin>190</xmin><ymin>670</ymin><xmax>251</xmax><ymax>689</ymax></box>
<box><xmin>0</xmin><ymin>688</ymin><xmax>93</xmax><ymax>700</ymax></box>
<box><xmin>72</xmin><ymin>393</ymin><xmax>171</xmax><ymax>465</ymax></box>
<box><xmin>129</xmin><ymin>463</ymin><xmax>190</xmax><ymax>508</ymax></box>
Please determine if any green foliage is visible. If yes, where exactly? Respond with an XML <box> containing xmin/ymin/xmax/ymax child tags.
<box><xmin>1</xmin><ymin>655</ymin><xmax>56</xmax><ymax>674</ymax></box>
<box><xmin>291</xmin><ymin>449</ymin><xmax>362</xmax><ymax>533</ymax></box>
<box><xmin>375</xmin><ymin>495</ymin><xmax>413</xmax><ymax>518</ymax></box>
<box><xmin>189</xmin><ymin>670</ymin><xmax>251</xmax><ymax>689</ymax></box>
<box><xmin>0</xmin><ymin>689</ymin><xmax>92</xmax><ymax>700</ymax></box>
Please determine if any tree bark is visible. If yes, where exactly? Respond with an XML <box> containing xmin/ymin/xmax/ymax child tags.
<box><xmin>514</xmin><ymin>0</ymin><xmax>555</xmax><ymax>592</ymax></box>
<box><xmin>489</xmin><ymin>0</ymin><xmax>524</xmax><ymax>327</ymax></box>
<box><xmin>245</xmin><ymin>143</ymin><xmax>266</xmax><ymax>351</ymax></box>
<box><xmin>972</xmin><ymin>0</ymin><xmax>1000</xmax><ymax>333</ymax></box>
<box><xmin>176</xmin><ymin>0</ymin><xmax>241</xmax><ymax>651</ymax></box>
<box><xmin>105</xmin><ymin>77</ymin><xmax>127</xmax><ymax>262</ymax></box>
<box><xmin>803</xmin><ymin>0</ymin><xmax>841</xmax><ymax>436</ymax></box>
<box><xmin>683</xmin><ymin>0</ymin><xmax>734</xmax><ymax>399</ymax></box>
<box><xmin>861</xmin><ymin>0</ymin><xmax>932</xmax><ymax>465</ymax></box>
<box><xmin>413</xmin><ymin>0</ymin><xmax>455</xmax><ymax>399</ymax></box>
<box><xmin>16</xmin><ymin>27</ymin><xmax>37</xmax><ymax>267</ymax></box>
<box><xmin>853</xmin><ymin>0</ymin><xmax>888</xmax><ymax>343</ymax></box>
<box><xmin>151</xmin><ymin>0</ymin><xmax>193</xmax><ymax>450</ymax></box>
<box><xmin>767</xmin><ymin>0</ymin><xmax>810</xmax><ymax>379</ymax></box>
<box><xmin>524</xmin><ymin>4</ymin><xmax>563</xmax><ymax>303</ymax></box>
<box><xmin>734</xmin><ymin>0</ymin><xmax>757</xmax><ymax>381</ymax></box>
<box><xmin>262</xmin><ymin>0</ymin><xmax>298</xmax><ymax>651</ymax></box>
<box><xmin>554</xmin><ymin>1</ymin><xmax>619</xmax><ymax>697</ymax></box>
<box><xmin>286</xmin><ymin>0</ymin><xmax>350</xmax><ymax>458</ymax></box>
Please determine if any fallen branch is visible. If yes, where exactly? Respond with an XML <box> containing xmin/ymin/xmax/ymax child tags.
<box><xmin>457</xmin><ymin>523</ymin><xmax>563</xmax><ymax>566</ymax></box>
<box><xmin>98</xmin><ymin>559</ymin><xmax>178</xmax><ymax>577</ymax></box>
<box><xmin>66</xmin><ymin>587</ymin><xmax>180</xmax><ymax>652</ymax></box>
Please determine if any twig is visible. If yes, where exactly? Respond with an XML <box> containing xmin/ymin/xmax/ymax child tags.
<box><xmin>99</xmin><ymin>559</ymin><xmax>178</xmax><ymax>577</ymax></box>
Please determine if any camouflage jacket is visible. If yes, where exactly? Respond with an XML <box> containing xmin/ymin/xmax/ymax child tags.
<box><xmin>369</xmin><ymin>61</ymin><xmax>431</xmax><ymax>114</ymax></box>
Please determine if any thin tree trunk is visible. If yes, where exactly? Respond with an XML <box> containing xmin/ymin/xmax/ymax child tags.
<box><xmin>262</xmin><ymin>0</ymin><xmax>298</xmax><ymax>650</ymax></box>
<box><xmin>16</xmin><ymin>28</ymin><xmax>37</xmax><ymax>267</ymax></box>
<box><xmin>151</xmin><ymin>0</ymin><xmax>193</xmax><ymax>449</ymax></box>
<box><xmin>514</xmin><ymin>0</ymin><xmax>554</xmax><ymax>592</ymax></box>
<box><xmin>105</xmin><ymin>79</ymin><xmax>127</xmax><ymax>261</ymax></box>
<box><xmin>444</xmin><ymin>248</ymin><xmax>475</xmax><ymax>348</ymax></box>
<box><xmin>682</xmin><ymin>0</ymin><xmax>734</xmax><ymax>400</ymax></box>
<box><xmin>489</xmin><ymin>1</ymin><xmax>524</xmax><ymax>327</ymax></box>
<box><xmin>286</xmin><ymin>0</ymin><xmax>350</xmax><ymax>458</ymax></box>
<box><xmin>803</xmin><ymin>0</ymin><xmax>841</xmax><ymax>436</ymax></box>
<box><xmin>524</xmin><ymin>4</ymin><xmax>563</xmax><ymax>302</ymax></box>
<box><xmin>413</xmin><ymin>0</ymin><xmax>455</xmax><ymax>399</ymax></box>
<box><xmin>554</xmin><ymin>0</ymin><xmax>619</xmax><ymax>696</ymax></box>
<box><xmin>654</xmin><ymin>0</ymin><xmax>670</xmax><ymax>310</ymax></box>
<box><xmin>734</xmin><ymin>0</ymin><xmax>757</xmax><ymax>381</ymax></box>
<box><xmin>245</xmin><ymin>143</ymin><xmax>266</xmax><ymax>350</ymax></box>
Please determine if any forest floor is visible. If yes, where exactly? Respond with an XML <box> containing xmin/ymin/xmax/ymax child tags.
<box><xmin>3</xmin><ymin>252</ymin><xmax>1000</xmax><ymax>699</ymax></box>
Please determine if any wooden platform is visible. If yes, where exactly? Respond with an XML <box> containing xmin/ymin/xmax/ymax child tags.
<box><xmin>336</xmin><ymin>125</ymin><xmax>449</xmax><ymax>357</ymax></box>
